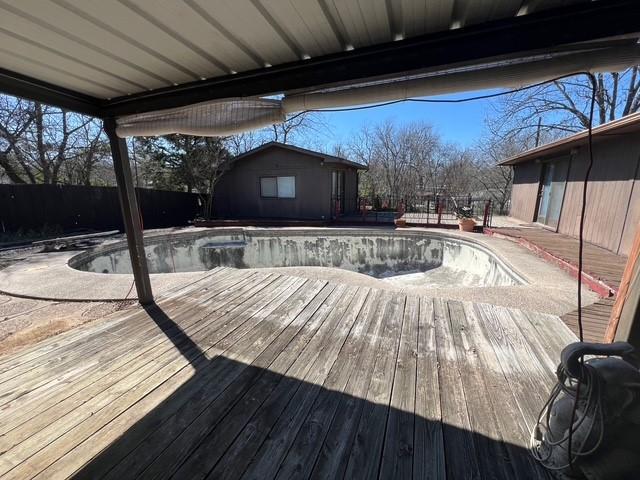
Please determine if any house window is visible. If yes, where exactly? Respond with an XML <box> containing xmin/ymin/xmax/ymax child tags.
<box><xmin>260</xmin><ymin>176</ymin><xmax>295</xmax><ymax>198</ymax></box>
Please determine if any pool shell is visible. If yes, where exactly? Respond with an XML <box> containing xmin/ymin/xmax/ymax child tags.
<box><xmin>69</xmin><ymin>229</ymin><xmax>526</xmax><ymax>289</ymax></box>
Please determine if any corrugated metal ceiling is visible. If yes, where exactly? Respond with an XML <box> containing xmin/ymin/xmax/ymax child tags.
<box><xmin>0</xmin><ymin>0</ymin><xmax>590</xmax><ymax>99</ymax></box>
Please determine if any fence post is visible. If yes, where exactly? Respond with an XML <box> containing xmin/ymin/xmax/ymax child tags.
<box><xmin>483</xmin><ymin>200</ymin><xmax>490</xmax><ymax>228</ymax></box>
<box><xmin>482</xmin><ymin>200</ymin><xmax>491</xmax><ymax>229</ymax></box>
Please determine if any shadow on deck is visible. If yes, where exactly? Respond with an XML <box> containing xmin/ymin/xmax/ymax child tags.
<box><xmin>0</xmin><ymin>268</ymin><xmax>570</xmax><ymax>479</ymax></box>
<box><xmin>72</xmin><ymin>304</ymin><xmax>549</xmax><ymax>480</ymax></box>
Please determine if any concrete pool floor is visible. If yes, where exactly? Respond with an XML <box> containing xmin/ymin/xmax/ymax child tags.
<box><xmin>0</xmin><ymin>226</ymin><xmax>598</xmax><ymax>315</ymax></box>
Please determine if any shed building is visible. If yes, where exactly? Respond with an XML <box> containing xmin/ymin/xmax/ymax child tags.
<box><xmin>213</xmin><ymin>142</ymin><xmax>365</xmax><ymax>220</ymax></box>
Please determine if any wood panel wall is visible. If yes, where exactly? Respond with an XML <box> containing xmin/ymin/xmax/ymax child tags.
<box><xmin>619</xmin><ymin>158</ymin><xmax>640</xmax><ymax>255</ymax></box>
<box><xmin>509</xmin><ymin>162</ymin><xmax>541</xmax><ymax>222</ymax></box>
<box><xmin>558</xmin><ymin>138</ymin><xmax>640</xmax><ymax>255</ymax></box>
<box><xmin>509</xmin><ymin>135</ymin><xmax>640</xmax><ymax>256</ymax></box>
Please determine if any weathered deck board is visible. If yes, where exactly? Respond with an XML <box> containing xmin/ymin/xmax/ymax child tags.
<box><xmin>561</xmin><ymin>297</ymin><xmax>615</xmax><ymax>342</ymax></box>
<box><xmin>0</xmin><ymin>271</ymin><xmax>263</xmax><ymax>448</ymax></box>
<box><xmin>0</xmin><ymin>267</ymin><xmax>229</xmax><ymax>373</ymax></box>
<box><xmin>307</xmin><ymin>289</ymin><xmax>388</xmax><ymax>480</ymax></box>
<box><xmin>1</xmin><ymin>274</ymin><xmax>301</xmax><ymax>479</ymax></box>
<box><xmin>446</xmin><ymin>300</ymin><xmax>514</xmax><ymax>479</ymax></box>
<box><xmin>0</xmin><ymin>268</ymin><xmax>258</xmax><ymax>404</ymax></box>
<box><xmin>269</xmin><ymin>288</ymin><xmax>377</xmax><ymax>480</ymax></box>
<box><xmin>487</xmin><ymin>227</ymin><xmax>627</xmax><ymax>291</ymax></box>
<box><xmin>0</xmin><ymin>271</ymin><xmax>273</xmax><ymax>444</ymax></box>
<box><xmin>378</xmin><ymin>295</ymin><xmax>419</xmax><ymax>480</ymax></box>
<box><xmin>413</xmin><ymin>297</ymin><xmax>445</xmax><ymax>480</ymax></box>
<box><xmin>487</xmin><ymin>226</ymin><xmax>626</xmax><ymax>341</ymax></box>
<box><xmin>433</xmin><ymin>298</ymin><xmax>480</xmax><ymax>479</ymax></box>
<box><xmin>0</xmin><ymin>269</ymin><xmax>575</xmax><ymax>479</ymax></box>
<box><xmin>341</xmin><ymin>293</ymin><xmax>405</xmax><ymax>480</ymax></box>
<box><xmin>461</xmin><ymin>303</ymin><xmax>551</xmax><ymax>479</ymax></box>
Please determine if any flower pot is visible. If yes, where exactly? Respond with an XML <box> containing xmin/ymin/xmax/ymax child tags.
<box><xmin>458</xmin><ymin>218</ymin><xmax>476</xmax><ymax>232</ymax></box>
<box><xmin>395</xmin><ymin>218</ymin><xmax>407</xmax><ymax>228</ymax></box>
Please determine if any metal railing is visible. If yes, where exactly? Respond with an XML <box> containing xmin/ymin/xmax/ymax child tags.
<box><xmin>355</xmin><ymin>194</ymin><xmax>493</xmax><ymax>228</ymax></box>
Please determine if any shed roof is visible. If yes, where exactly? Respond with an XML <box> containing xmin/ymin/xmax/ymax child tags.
<box><xmin>231</xmin><ymin>141</ymin><xmax>367</xmax><ymax>170</ymax></box>
<box><xmin>499</xmin><ymin>111</ymin><xmax>640</xmax><ymax>166</ymax></box>
<box><xmin>0</xmin><ymin>0</ymin><xmax>638</xmax><ymax>119</ymax></box>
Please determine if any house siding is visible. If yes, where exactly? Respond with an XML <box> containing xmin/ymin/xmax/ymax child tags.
<box><xmin>213</xmin><ymin>146</ymin><xmax>358</xmax><ymax>220</ymax></box>
<box><xmin>509</xmin><ymin>135</ymin><xmax>640</xmax><ymax>256</ymax></box>
<box><xmin>509</xmin><ymin>162</ymin><xmax>541</xmax><ymax>222</ymax></box>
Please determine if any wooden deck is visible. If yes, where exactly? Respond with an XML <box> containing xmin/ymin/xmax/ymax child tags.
<box><xmin>0</xmin><ymin>268</ymin><xmax>574</xmax><ymax>480</ymax></box>
<box><xmin>486</xmin><ymin>227</ymin><xmax>627</xmax><ymax>293</ymax></box>
<box><xmin>486</xmin><ymin>226</ymin><xmax>627</xmax><ymax>342</ymax></box>
<box><xmin>561</xmin><ymin>297</ymin><xmax>616</xmax><ymax>343</ymax></box>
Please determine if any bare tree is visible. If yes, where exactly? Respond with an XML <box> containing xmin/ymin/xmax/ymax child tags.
<box><xmin>0</xmin><ymin>96</ymin><xmax>102</xmax><ymax>184</ymax></box>
<box><xmin>0</xmin><ymin>96</ymin><xmax>36</xmax><ymax>183</ymax></box>
<box><xmin>61</xmin><ymin>121</ymin><xmax>110</xmax><ymax>185</ymax></box>
<box><xmin>491</xmin><ymin>67</ymin><xmax>640</xmax><ymax>142</ymax></box>
<box><xmin>470</xmin><ymin>131</ymin><xmax>546</xmax><ymax>214</ymax></box>
<box><xmin>440</xmin><ymin>147</ymin><xmax>477</xmax><ymax>196</ymax></box>
<box><xmin>350</xmin><ymin>120</ymin><xmax>448</xmax><ymax>201</ymax></box>
<box><xmin>224</xmin><ymin>130</ymin><xmax>262</xmax><ymax>156</ymax></box>
<box><xmin>225</xmin><ymin>111</ymin><xmax>331</xmax><ymax>155</ymax></box>
<box><xmin>270</xmin><ymin>111</ymin><xmax>330</xmax><ymax>145</ymax></box>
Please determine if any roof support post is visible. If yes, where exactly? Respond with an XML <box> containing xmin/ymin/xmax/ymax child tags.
<box><xmin>613</xmin><ymin>261</ymin><xmax>640</xmax><ymax>348</ymax></box>
<box><xmin>104</xmin><ymin>119</ymin><xmax>153</xmax><ymax>305</ymax></box>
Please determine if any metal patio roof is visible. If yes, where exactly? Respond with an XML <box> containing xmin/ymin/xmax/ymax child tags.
<box><xmin>0</xmin><ymin>0</ymin><xmax>639</xmax><ymax>118</ymax></box>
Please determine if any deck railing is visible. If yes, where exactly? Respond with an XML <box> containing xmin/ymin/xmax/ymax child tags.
<box><xmin>354</xmin><ymin>194</ymin><xmax>494</xmax><ymax>228</ymax></box>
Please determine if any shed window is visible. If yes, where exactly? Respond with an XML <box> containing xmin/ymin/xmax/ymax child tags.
<box><xmin>260</xmin><ymin>176</ymin><xmax>295</xmax><ymax>198</ymax></box>
<box><xmin>277</xmin><ymin>176</ymin><xmax>295</xmax><ymax>198</ymax></box>
<box><xmin>260</xmin><ymin>177</ymin><xmax>277</xmax><ymax>197</ymax></box>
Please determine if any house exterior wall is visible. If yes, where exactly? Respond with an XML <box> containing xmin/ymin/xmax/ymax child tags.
<box><xmin>619</xmin><ymin>163</ymin><xmax>640</xmax><ymax>254</ymax></box>
<box><xmin>509</xmin><ymin>135</ymin><xmax>640</xmax><ymax>255</ymax></box>
<box><xmin>509</xmin><ymin>162</ymin><xmax>541</xmax><ymax>222</ymax></box>
<box><xmin>213</xmin><ymin>147</ymin><xmax>358</xmax><ymax>220</ymax></box>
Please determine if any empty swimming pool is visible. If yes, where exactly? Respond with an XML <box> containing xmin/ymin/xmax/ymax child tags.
<box><xmin>70</xmin><ymin>229</ymin><xmax>524</xmax><ymax>288</ymax></box>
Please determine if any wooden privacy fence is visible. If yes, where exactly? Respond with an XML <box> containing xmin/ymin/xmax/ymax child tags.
<box><xmin>0</xmin><ymin>184</ymin><xmax>204</xmax><ymax>233</ymax></box>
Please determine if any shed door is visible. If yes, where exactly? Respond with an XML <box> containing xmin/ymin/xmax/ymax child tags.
<box><xmin>331</xmin><ymin>170</ymin><xmax>345</xmax><ymax>217</ymax></box>
<box><xmin>536</xmin><ymin>158</ymin><xmax>569</xmax><ymax>229</ymax></box>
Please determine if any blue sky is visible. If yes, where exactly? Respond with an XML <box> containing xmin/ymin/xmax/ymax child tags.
<box><xmin>301</xmin><ymin>89</ymin><xmax>501</xmax><ymax>151</ymax></box>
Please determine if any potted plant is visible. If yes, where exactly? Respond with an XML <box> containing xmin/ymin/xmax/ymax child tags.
<box><xmin>455</xmin><ymin>205</ymin><xmax>476</xmax><ymax>232</ymax></box>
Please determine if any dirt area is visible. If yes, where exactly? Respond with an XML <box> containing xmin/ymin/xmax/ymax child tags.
<box><xmin>0</xmin><ymin>245</ymin><xmax>138</xmax><ymax>356</ymax></box>
<box><xmin>0</xmin><ymin>294</ymin><xmax>137</xmax><ymax>357</ymax></box>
